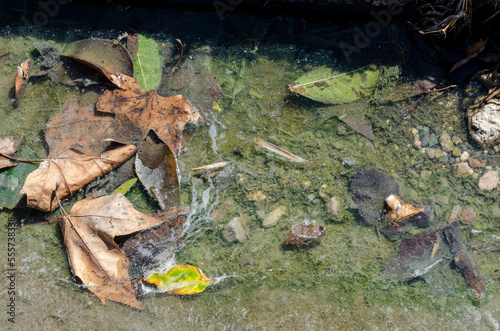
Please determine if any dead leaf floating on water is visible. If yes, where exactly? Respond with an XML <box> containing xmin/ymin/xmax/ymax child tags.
<box><xmin>96</xmin><ymin>74</ymin><xmax>202</xmax><ymax>154</ymax></box>
<box><xmin>58</xmin><ymin>193</ymin><xmax>164</xmax><ymax>309</ymax></box>
<box><xmin>14</xmin><ymin>59</ymin><xmax>31</xmax><ymax>103</ymax></box>
<box><xmin>283</xmin><ymin>220</ymin><xmax>326</xmax><ymax>246</ymax></box>
<box><xmin>0</xmin><ymin>136</ymin><xmax>21</xmax><ymax>170</ymax></box>
<box><xmin>20</xmin><ymin>144</ymin><xmax>137</xmax><ymax>212</ymax></box>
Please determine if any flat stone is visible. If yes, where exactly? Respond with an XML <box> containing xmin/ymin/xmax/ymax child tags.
<box><xmin>461</xmin><ymin>207</ymin><xmax>477</xmax><ymax>223</ymax></box>
<box><xmin>262</xmin><ymin>206</ymin><xmax>286</xmax><ymax>227</ymax></box>
<box><xmin>440</xmin><ymin>130</ymin><xmax>454</xmax><ymax>152</ymax></box>
<box><xmin>468</xmin><ymin>157</ymin><xmax>484</xmax><ymax>168</ymax></box>
<box><xmin>327</xmin><ymin>196</ymin><xmax>340</xmax><ymax>217</ymax></box>
<box><xmin>478</xmin><ymin>170</ymin><xmax>499</xmax><ymax>191</ymax></box>
<box><xmin>456</xmin><ymin>162</ymin><xmax>474</xmax><ymax>178</ymax></box>
<box><xmin>342</xmin><ymin>155</ymin><xmax>356</xmax><ymax>167</ymax></box>
<box><xmin>223</xmin><ymin>217</ymin><xmax>247</xmax><ymax>243</ymax></box>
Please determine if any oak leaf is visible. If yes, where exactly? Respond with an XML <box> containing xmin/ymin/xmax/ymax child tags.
<box><xmin>96</xmin><ymin>74</ymin><xmax>202</xmax><ymax>154</ymax></box>
<box><xmin>58</xmin><ymin>193</ymin><xmax>164</xmax><ymax>309</ymax></box>
<box><xmin>20</xmin><ymin>144</ymin><xmax>137</xmax><ymax>212</ymax></box>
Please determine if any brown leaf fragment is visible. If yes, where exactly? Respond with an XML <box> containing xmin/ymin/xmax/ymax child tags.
<box><xmin>20</xmin><ymin>144</ymin><xmax>137</xmax><ymax>212</ymax></box>
<box><xmin>0</xmin><ymin>136</ymin><xmax>21</xmax><ymax>170</ymax></box>
<box><xmin>15</xmin><ymin>59</ymin><xmax>31</xmax><ymax>103</ymax></box>
<box><xmin>58</xmin><ymin>193</ymin><xmax>164</xmax><ymax>309</ymax></box>
<box><xmin>339</xmin><ymin>109</ymin><xmax>374</xmax><ymax>141</ymax></box>
<box><xmin>96</xmin><ymin>74</ymin><xmax>202</xmax><ymax>154</ymax></box>
<box><xmin>45</xmin><ymin>95</ymin><xmax>128</xmax><ymax>157</ymax></box>
<box><xmin>255</xmin><ymin>138</ymin><xmax>313</xmax><ymax>165</ymax></box>
<box><xmin>283</xmin><ymin>220</ymin><xmax>326</xmax><ymax>246</ymax></box>
<box><xmin>443</xmin><ymin>222</ymin><xmax>487</xmax><ymax>299</ymax></box>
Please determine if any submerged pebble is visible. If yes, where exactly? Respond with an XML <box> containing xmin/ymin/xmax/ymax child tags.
<box><xmin>223</xmin><ymin>217</ymin><xmax>247</xmax><ymax>243</ymax></box>
<box><xmin>262</xmin><ymin>206</ymin><xmax>286</xmax><ymax>227</ymax></box>
<box><xmin>478</xmin><ymin>170</ymin><xmax>499</xmax><ymax>191</ymax></box>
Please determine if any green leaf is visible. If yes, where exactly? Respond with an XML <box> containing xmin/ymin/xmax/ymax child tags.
<box><xmin>289</xmin><ymin>64</ymin><xmax>381</xmax><ymax>104</ymax></box>
<box><xmin>145</xmin><ymin>264</ymin><xmax>213</xmax><ymax>295</ymax></box>
<box><xmin>111</xmin><ymin>177</ymin><xmax>138</xmax><ymax>195</ymax></box>
<box><xmin>0</xmin><ymin>147</ymin><xmax>39</xmax><ymax>209</ymax></box>
<box><xmin>133</xmin><ymin>34</ymin><xmax>163</xmax><ymax>91</ymax></box>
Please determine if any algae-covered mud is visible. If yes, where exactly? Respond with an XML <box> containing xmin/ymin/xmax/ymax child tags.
<box><xmin>1</xmin><ymin>3</ymin><xmax>499</xmax><ymax>330</ymax></box>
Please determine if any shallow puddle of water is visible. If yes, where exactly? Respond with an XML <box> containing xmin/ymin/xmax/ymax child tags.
<box><xmin>1</xmin><ymin>3</ymin><xmax>499</xmax><ymax>329</ymax></box>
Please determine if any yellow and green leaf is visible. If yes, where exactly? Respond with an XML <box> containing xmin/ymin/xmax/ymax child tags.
<box><xmin>145</xmin><ymin>264</ymin><xmax>213</xmax><ymax>295</ymax></box>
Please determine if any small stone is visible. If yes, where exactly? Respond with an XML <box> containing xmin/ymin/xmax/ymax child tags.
<box><xmin>448</xmin><ymin>205</ymin><xmax>462</xmax><ymax>224</ymax></box>
<box><xmin>478</xmin><ymin>170</ymin><xmax>499</xmax><ymax>191</ymax></box>
<box><xmin>411</xmin><ymin>139</ymin><xmax>422</xmax><ymax>150</ymax></box>
<box><xmin>460</xmin><ymin>151</ymin><xmax>470</xmax><ymax>162</ymax></box>
<box><xmin>427</xmin><ymin>148</ymin><xmax>437</xmax><ymax>159</ymax></box>
<box><xmin>440</xmin><ymin>130</ymin><xmax>454</xmax><ymax>152</ymax></box>
<box><xmin>429</xmin><ymin>133</ymin><xmax>438</xmax><ymax>147</ymax></box>
<box><xmin>420</xmin><ymin>170</ymin><xmax>432</xmax><ymax>180</ymax></box>
<box><xmin>222</xmin><ymin>217</ymin><xmax>247</xmax><ymax>243</ymax></box>
<box><xmin>212</xmin><ymin>200</ymin><xmax>236</xmax><ymax>221</ymax></box>
<box><xmin>327</xmin><ymin>196</ymin><xmax>340</xmax><ymax>217</ymax></box>
<box><xmin>461</xmin><ymin>207</ymin><xmax>477</xmax><ymax>223</ymax></box>
<box><xmin>342</xmin><ymin>155</ymin><xmax>356</xmax><ymax>167</ymax></box>
<box><xmin>411</xmin><ymin>128</ymin><xmax>419</xmax><ymax>135</ymax></box>
<box><xmin>421</xmin><ymin>134</ymin><xmax>430</xmax><ymax>147</ymax></box>
<box><xmin>262</xmin><ymin>206</ymin><xmax>286</xmax><ymax>227</ymax></box>
<box><xmin>494</xmin><ymin>145</ymin><xmax>499</xmax><ymax>153</ymax></box>
<box><xmin>456</xmin><ymin>162</ymin><xmax>474</xmax><ymax>178</ymax></box>
<box><xmin>451</xmin><ymin>135</ymin><xmax>463</xmax><ymax>145</ymax></box>
<box><xmin>246</xmin><ymin>190</ymin><xmax>267</xmax><ymax>201</ymax></box>
<box><xmin>452</xmin><ymin>147</ymin><xmax>461</xmax><ymax>157</ymax></box>
<box><xmin>468</xmin><ymin>157</ymin><xmax>484</xmax><ymax>168</ymax></box>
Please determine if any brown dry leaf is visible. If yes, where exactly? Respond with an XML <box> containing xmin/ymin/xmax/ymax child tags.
<box><xmin>58</xmin><ymin>193</ymin><xmax>164</xmax><ymax>309</ymax></box>
<box><xmin>20</xmin><ymin>144</ymin><xmax>137</xmax><ymax>212</ymax></box>
<box><xmin>96</xmin><ymin>74</ymin><xmax>202</xmax><ymax>154</ymax></box>
<box><xmin>449</xmin><ymin>40</ymin><xmax>487</xmax><ymax>74</ymax></box>
<box><xmin>15</xmin><ymin>59</ymin><xmax>31</xmax><ymax>103</ymax></box>
<box><xmin>0</xmin><ymin>136</ymin><xmax>21</xmax><ymax>170</ymax></box>
<box><xmin>45</xmin><ymin>95</ymin><xmax>128</xmax><ymax>157</ymax></box>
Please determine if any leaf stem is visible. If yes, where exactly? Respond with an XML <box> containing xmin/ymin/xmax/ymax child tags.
<box><xmin>0</xmin><ymin>152</ymin><xmax>44</xmax><ymax>163</ymax></box>
<box><xmin>156</xmin><ymin>39</ymin><xmax>184</xmax><ymax>93</ymax></box>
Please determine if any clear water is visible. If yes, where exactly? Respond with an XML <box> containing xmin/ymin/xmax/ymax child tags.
<box><xmin>1</xmin><ymin>2</ymin><xmax>499</xmax><ymax>329</ymax></box>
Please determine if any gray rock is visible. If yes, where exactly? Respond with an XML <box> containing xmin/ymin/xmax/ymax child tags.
<box><xmin>342</xmin><ymin>155</ymin><xmax>356</xmax><ymax>167</ymax></box>
<box><xmin>440</xmin><ymin>130</ymin><xmax>454</xmax><ymax>152</ymax></box>
<box><xmin>421</xmin><ymin>132</ymin><xmax>430</xmax><ymax>147</ymax></box>
<box><xmin>429</xmin><ymin>133</ymin><xmax>439</xmax><ymax>147</ymax></box>
<box><xmin>468</xmin><ymin>100</ymin><xmax>500</xmax><ymax>148</ymax></box>
<box><xmin>223</xmin><ymin>217</ymin><xmax>247</xmax><ymax>243</ymax></box>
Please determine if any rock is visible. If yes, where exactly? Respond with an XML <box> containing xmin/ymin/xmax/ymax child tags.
<box><xmin>420</xmin><ymin>170</ymin><xmax>432</xmax><ymax>180</ymax></box>
<box><xmin>460</xmin><ymin>150</ymin><xmax>470</xmax><ymax>162</ymax></box>
<box><xmin>421</xmin><ymin>133</ymin><xmax>430</xmax><ymax>147</ymax></box>
<box><xmin>467</xmin><ymin>157</ymin><xmax>484</xmax><ymax>168</ymax></box>
<box><xmin>411</xmin><ymin>128</ymin><xmax>419</xmax><ymax>135</ymax></box>
<box><xmin>468</xmin><ymin>99</ymin><xmax>500</xmax><ymax>148</ymax></box>
<box><xmin>452</xmin><ymin>147</ymin><xmax>461</xmax><ymax>157</ymax></box>
<box><xmin>439</xmin><ymin>130</ymin><xmax>454</xmax><ymax>152</ymax></box>
<box><xmin>478</xmin><ymin>170</ymin><xmax>499</xmax><ymax>191</ymax></box>
<box><xmin>212</xmin><ymin>200</ymin><xmax>236</xmax><ymax>221</ymax></box>
<box><xmin>455</xmin><ymin>162</ymin><xmax>474</xmax><ymax>178</ymax></box>
<box><xmin>327</xmin><ymin>196</ymin><xmax>340</xmax><ymax>217</ymax></box>
<box><xmin>461</xmin><ymin>207</ymin><xmax>477</xmax><ymax>223</ymax></box>
<box><xmin>451</xmin><ymin>135</ymin><xmax>463</xmax><ymax>145</ymax></box>
<box><xmin>223</xmin><ymin>217</ymin><xmax>247</xmax><ymax>243</ymax></box>
<box><xmin>342</xmin><ymin>155</ymin><xmax>356</xmax><ymax>167</ymax></box>
<box><xmin>411</xmin><ymin>139</ymin><xmax>422</xmax><ymax>150</ymax></box>
<box><xmin>262</xmin><ymin>206</ymin><xmax>286</xmax><ymax>227</ymax></box>
<box><xmin>448</xmin><ymin>205</ymin><xmax>462</xmax><ymax>224</ymax></box>
<box><xmin>429</xmin><ymin>133</ymin><xmax>438</xmax><ymax>147</ymax></box>
<box><xmin>427</xmin><ymin>148</ymin><xmax>447</xmax><ymax>159</ymax></box>
<box><xmin>246</xmin><ymin>190</ymin><xmax>267</xmax><ymax>201</ymax></box>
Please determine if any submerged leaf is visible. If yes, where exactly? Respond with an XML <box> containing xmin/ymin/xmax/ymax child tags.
<box><xmin>20</xmin><ymin>144</ymin><xmax>137</xmax><ymax>212</ymax></box>
<box><xmin>58</xmin><ymin>193</ymin><xmax>163</xmax><ymax>309</ymax></box>
<box><xmin>146</xmin><ymin>264</ymin><xmax>213</xmax><ymax>295</ymax></box>
<box><xmin>289</xmin><ymin>64</ymin><xmax>381</xmax><ymax>104</ymax></box>
<box><xmin>135</xmin><ymin>130</ymin><xmax>180</xmax><ymax>210</ymax></box>
<box><xmin>0</xmin><ymin>136</ymin><xmax>21</xmax><ymax>170</ymax></box>
<box><xmin>133</xmin><ymin>34</ymin><xmax>163</xmax><ymax>91</ymax></box>
<box><xmin>96</xmin><ymin>74</ymin><xmax>202</xmax><ymax>154</ymax></box>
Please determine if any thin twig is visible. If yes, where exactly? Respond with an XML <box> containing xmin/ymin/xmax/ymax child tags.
<box><xmin>155</xmin><ymin>39</ymin><xmax>184</xmax><ymax>93</ymax></box>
